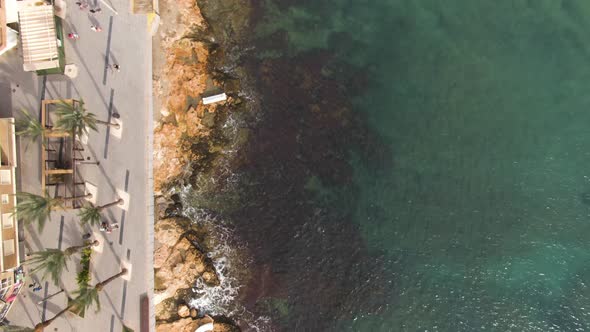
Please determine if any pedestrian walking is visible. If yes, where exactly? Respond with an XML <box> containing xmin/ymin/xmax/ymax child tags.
<box><xmin>90</xmin><ymin>25</ymin><xmax>102</xmax><ymax>32</ymax></box>
<box><xmin>109</xmin><ymin>64</ymin><xmax>120</xmax><ymax>72</ymax></box>
<box><xmin>90</xmin><ymin>8</ymin><xmax>102</xmax><ymax>13</ymax></box>
<box><xmin>82</xmin><ymin>233</ymin><xmax>92</xmax><ymax>240</ymax></box>
<box><xmin>32</xmin><ymin>285</ymin><xmax>42</xmax><ymax>292</ymax></box>
<box><xmin>67</xmin><ymin>32</ymin><xmax>79</xmax><ymax>39</ymax></box>
<box><xmin>75</xmin><ymin>1</ymin><xmax>88</xmax><ymax>10</ymax></box>
<box><xmin>106</xmin><ymin>223</ymin><xmax>117</xmax><ymax>234</ymax></box>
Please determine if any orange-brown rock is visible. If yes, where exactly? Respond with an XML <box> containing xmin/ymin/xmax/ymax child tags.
<box><xmin>154</xmin><ymin>218</ymin><xmax>219</xmax><ymax>301</ymax></box>
<box><xmin>156</xmin><ymin>318</ymin><xmax>200</xmax><ymax>332</ymax></box>
<box><xmin>155</xmin><ymin>217</ymin><xmax>224</xmax><ymax>328</ymax></box>
<box><xmin>153</xmin><ymin>216</ymin><xmax>185</xmax><ymax>269</ymax></box>
<box><xmin>213</xmin><ymin>322</ymin><xmax>241</xmax><ymax>332</ymax></box>
<box><xmin>153</xmin><ymin>0</ymin><xmax>250</xmax><ymax>330</ymax></box>
<box><xmin>153</xmin><ymin>0</ymin><xmax>213</xmax><ymax>191</ymax></box>
<box><xmin>177</xmin><ymin>304</ymin><xmax>190</xmax><ymax>318</ymax></box>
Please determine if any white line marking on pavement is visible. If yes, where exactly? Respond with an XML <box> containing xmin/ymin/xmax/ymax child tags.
<box><xmin>110</xmin><ymin>118</ymin><xmax>123</xmax><ymax>138</ymax></box>
<box><xmin>116</xmin><ymin>188</ymin><xmax>130</xmax><ymax>211</ymax></box>
<box><xmin>121</xmin><ymin>260</ymin><xmax>132</xmax><ymax>281</ymax></box>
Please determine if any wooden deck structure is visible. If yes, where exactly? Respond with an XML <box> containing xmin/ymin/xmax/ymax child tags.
<box><xmin>41</xmin><ymin>99</ymin><xmax>86</xmax><ymax>208</ymax></box>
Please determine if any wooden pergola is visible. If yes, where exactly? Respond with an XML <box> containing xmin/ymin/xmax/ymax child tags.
<box><xmin>41</xmin><ymin>99</ymin><xmax>86</xmax><ymax>208</ymax></box>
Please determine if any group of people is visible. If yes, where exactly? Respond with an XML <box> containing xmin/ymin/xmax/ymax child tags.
<box><xmin>83</xmin><ymin>221</ymin><xmax>119</xmax><ymax>234</ymax></box>
<box><xmin>68</xmin><ymin>1</ymin><xmax>104</xmax><ymax>39</ymax></box>
<box><xmin>99</xmin><ymin>221</ymin><xmax>120</xmax><ymax>234</ymax></box>
<box><xmin>75</xmin><ymin>1</ymin><xmax>101</xmax><ymax>13</ymax></box>
<box><xmin>64</xmin><ymin>8</ymin><xmax>122</xmax><ymax>74</ymax></box>
<box><xmin>28</xmin><ymin>282</ymin><xmax>42</xmax><ymax>292</ymax></box>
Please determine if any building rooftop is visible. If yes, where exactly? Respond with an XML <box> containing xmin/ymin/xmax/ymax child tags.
<box><xmin>17</xmin><ymin>0</ymin><xmax>59</xmax><ymax>71</ymax></box>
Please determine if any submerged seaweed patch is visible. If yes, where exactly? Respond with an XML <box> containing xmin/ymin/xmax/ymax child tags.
<box><xmin>168</xmin><ymin>0</ymin><xmax>395</xmax><ymax>330</ymax></box>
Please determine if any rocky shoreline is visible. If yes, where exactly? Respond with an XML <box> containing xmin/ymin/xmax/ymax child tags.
<box><xmin>152</xmin><ymin>0</ymin><xmax>388</xmax><ymax>329</ymax></box>
<box><xmin>152</xmin><ymin>0</ymin><xmax>211</xmax><ymax>191</ymax></box>
<box><xmin>152</xmin><ymin>0</ymin><xmax>252</xmax><ymax>330</ymax></box>
<box><xmin>153</xmin><ymin>212</ymin><xmax>242</xmax><ymax>332</ymax></box>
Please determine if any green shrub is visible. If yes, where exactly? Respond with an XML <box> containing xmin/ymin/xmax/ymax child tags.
<box><xmin>76</xmin><ymin>246</ymin><xmax>93</xmax><ymax>288</ymax></box>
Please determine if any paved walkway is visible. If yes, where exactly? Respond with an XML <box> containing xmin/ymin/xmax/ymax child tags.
<box><xmin>0</xmin><ymin>0</ymin><xmax>155</xmax><ymax>331</ymax></box>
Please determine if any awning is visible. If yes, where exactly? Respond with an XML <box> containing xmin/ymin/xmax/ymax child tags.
<box><xmin>17</xmin><ymin>1</ymin><xmax>59</xmax><ymax>72</ymax></box>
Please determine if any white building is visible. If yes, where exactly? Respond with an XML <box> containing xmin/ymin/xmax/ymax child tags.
<box><xmin>16</xmin><ymin>0</ymin><xmax>60</xmax><ymax>72</ymax></box>
<box><xmin>0</xmin><ymin>118</ymin><xmax>22</xmax><ymax>322</ymax></box>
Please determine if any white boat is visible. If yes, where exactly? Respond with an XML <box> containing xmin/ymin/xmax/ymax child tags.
<box><xmin>202</xmin><ymin>93</ymin><xmax>227</xmax><ymax>105</ymax></box>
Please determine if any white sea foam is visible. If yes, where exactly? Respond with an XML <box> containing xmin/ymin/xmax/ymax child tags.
<box><xmin>172</xmin><ymin>186</ymin><xmax>271</xmax><ymax>331</ymax></box>
<box><xmin>164</xmin><ymin>109</ymin><xmax>271</xmax><ymax>330</ymax></box>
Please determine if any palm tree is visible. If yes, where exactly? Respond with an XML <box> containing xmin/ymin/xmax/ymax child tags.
<box><xmin>15</xmin><ymin>110</ymin><xmax>69</xmax><ymax>144</ymax></box>
<box><xmin>78</xmin><ymin>198</ymin><xmax>123</xmax><ymax>227</ymax></box>
<box><xmin>15</xmin><ymin>192</ymin><xmax>60</xmax><ymax>232</ymax></box>
<box><xmin>15</xmin><ymin>192</ymin><xmax>92</xmax><ymax>231</ymax></box>
<box><xmin>54</xmin><ymin>99</ymin><xmax>120</xmax><ymax>139</ymax></box>
<box><xmin>33</xmin><ymin>269</ymin><xmax>128</xmax><ymax>332</ymax></box>
<box><xmin>27</xmin><ymin>241</ymin><xmax>99</xmax><ymax>286</ymax></box>
<box><xmin>74</xmin><ymin>268</ymin><xmax>128</xmax><ymax>311</ymax></box>
<box><xmin>33</xmin><ymin>301</ymin><xmax>76</xmax><ymax>332</ymax></box>
<box><xmin>15</xmin><ymin>110</ymin><xmax>45</xmax><ymax>144</ymax></box>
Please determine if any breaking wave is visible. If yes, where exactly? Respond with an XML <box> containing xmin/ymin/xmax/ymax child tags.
<box><xmin>174</xmin><ymin>186</ymin><xmax>272</xmax><ymax>331</ymax></box>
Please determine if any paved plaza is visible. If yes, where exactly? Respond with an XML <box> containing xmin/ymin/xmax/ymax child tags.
<box><xmin>0</xmin><ymin>0</ymin><xmax>155</xmax><ymax>331</ymax></box>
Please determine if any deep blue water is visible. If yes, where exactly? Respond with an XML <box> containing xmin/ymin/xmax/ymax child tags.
<box><xmin>239</xmin><ymin>1</ymin><xmax>590</xmax><ymax>331</ymax></box>
<box><xmin>182</xmin><ymin>1</ymin><xmax>590</xmax><ymax>331</ymax></box>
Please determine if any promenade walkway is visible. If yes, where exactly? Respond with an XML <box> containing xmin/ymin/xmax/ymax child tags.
<box><xmin>0</xmin><ymin>0</ymin><xmax>155</xmax><ymax>330</ymax></box>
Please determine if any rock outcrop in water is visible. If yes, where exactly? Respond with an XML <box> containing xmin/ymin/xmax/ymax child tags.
<box><xmin>154</xmin><ymin>216</ymin><xmax>219</xmax><ymax>294</ymax></box>
<box><xmin>153</xmin><ymin>216</ymin><xmax>216</xmax><ymax>305</ymax></box>
<box><xmin>154</xmin><ymin>215</ymin><xmax>243</xmax><ymax>331</ymax></box>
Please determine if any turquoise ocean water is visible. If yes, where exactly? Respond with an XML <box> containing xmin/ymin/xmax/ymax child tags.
<box><xmin>245</xmin><ymin>1</ymin><xmax>590</xmax><ymax>331</ymax></box>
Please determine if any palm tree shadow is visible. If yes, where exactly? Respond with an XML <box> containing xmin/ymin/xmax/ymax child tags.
<box><xmin>79</xmin><ymin>144</ymin><xmax>118</xmax><ymax>195</ymax></box>
<box><xmin>61</xmin><ymin>215</ymin><xmax>87</xmax><ymax>248</ymax></box>
<box><xmin>0</xmin><ymin>82</ymin><xmax>13</xmax><ymax>117</ymax></box>
<box><xmin>8</xmin><ymin>291</ymin><xmax>38</xmax><ymax>326</ymax></box>
<box><xmin>27</xmin><ymin>291</ymin><xmax>63</xmax><ymax>318</ymax></box>
<box><xmin>24</xmin><ymin>224</ymin><xmax>45</xmax><ymax>253</ymax></box>
<box><xmin>104</xmin><ymin>208</ymin><xmax>117</xmax><ymax>224</ymax></box>
<box><xmin>88</xmin><ymin>269</ymin><xmax>124</xmax><ymax>324</ymax></box>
